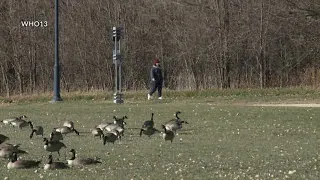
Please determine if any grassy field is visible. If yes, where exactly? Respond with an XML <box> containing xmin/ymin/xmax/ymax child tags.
<box><xmin>0</xmin><ymin>91</ymin><xmax>320</xmax><ymax>179</ymax></box>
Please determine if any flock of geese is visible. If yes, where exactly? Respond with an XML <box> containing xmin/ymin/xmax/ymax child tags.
<box><xmin>0</xmin><ymin>111</ymin><xmax>189</xmax><ymax>170</ymax></box>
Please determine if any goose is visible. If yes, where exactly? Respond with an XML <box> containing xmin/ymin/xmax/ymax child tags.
<box><xmin>142</xmin><ymin>113</ymin><xmax>154</xmax><ymax>128</ymax></box>
<box><xmin>43</xmin><ymin>138</ymin><xmax>67</xmax><ymax>156</ymax></box>
<box><xmin>102</xmin><ymin>129</ymin><xmax>121</xmax><ymax>141</ymax></box>
<box><xmin>140</xmin><ymin>127</ymin><xmax>160</xmax><ymax>137</ymax></box>
<box><xmin>0</xmin><ymin>144</ymin><xmax>27</xmax><ymax>158</ymax></box>
<box><xmin>163</xmin><ymin>121</ymin><xmax>181</xmax><ymax>133</ymax></box>
<box><xmin>63</xmin><ymin>120</ymin><xmax>74</xmax><ymax>129</ymax></box>
<box><xmin>44</xmin><ymin>154</ymin><xmax>69</xmax><ymax>170</ymax></box>
<box><xmin>50</xmin><ymin>131</ymin><xmax>63</xmax><ymax>142</ymax></box>
<box><xmin>67</xmin><ymin>149</ymin><xmax>101</xmax><ymax>167</ymax></box>
<box><xmin>163</xmin><ymin>111</ymin><xmax>189</xmax><ymax>133</ymax></box>
<box><xmin>161</xmin><ymin>125</ymin><xmax>175</xmax><ymax>143</ymax></box>
<box><xmin>109</xmin><ymin>129</ymin><xmax>121</xmax><ymax>140</ymax></box>
<box><xmin>104</xmin><ymin>124</ymin><xmax>124</xmax><ymax>136</ymax></box>
<box><xmin>0</xmin><ymin>134</ymin><xmax>9</xmax><ymax>144</ymax></box>
<box><xmin>54</xmin><ymin>126</ymin><xmax>80</xmax><ymax>136</ymax></box>
<box><xmin>113</xmin><ymin>116</ymin><xmax>128</xmax><ymax>128</ymax></box>
<box><xmin>92</xmin><ymin>127</ymin><xmax>104</xmax><ymax>139</ymax></box>
<box><xmin>1</xmin><ymin>115</ymin><xmax>27</xmax><ymax>125</ymax></box>
<box><xmin>10</xmin><ymin>118</ymin><xmax>32</xmax><ymax>129</ymax></box>
<box><xmin>102</xmin><ymin>131</ymin><xmax>119</xmax><ymax>145</ymax></box>
<box><xmin>29</xmin><ymin>122</ymin><xmax>44</xmax><ymax>139</ymax></box>
<box><xmin>7</xmin><ymin>152</ymin><xmax>41</xmax><ymax>169</ymax></box>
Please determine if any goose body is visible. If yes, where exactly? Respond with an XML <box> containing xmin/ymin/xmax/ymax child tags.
<box><xmin>43</xmin><ymin>138</ymin><xmax>67</xmax><ymax>156</ymax></box>
<box><xmin>109</xmin><ymin>129</ymin><xmax>121</xmax><ymax>140</ymax></box>
<box><xmin>50</xmin><ymin>131</ymin><xmax>63</xmax><ymax>142</ymax></box>
<box><xmin>102</xmin><ymin>132</ymin><xmax>118</xmax><ymax>145</ymax></box>
<box><xmin>163</xmin><ymin>121</ymin><xmax>182</xmax><ymax>132</ymax></box>
<box><xmin>142</xmin><ymin>113</ymin><xmax>154</xmax><ymax>128</ymax></box>
<box><xmin>44</xmin><ymin>155</ymin><xmax>69</xmax><ymax>170</ymax></box>
<box><xmin>163</xmin><ymin>111</ymin><xmax>188</xmax><ymax>133</ymax></box>
<box><xmin>29</xmin><ymin>122</ymin><xmax>44</xmax><ymax>138</ymax></box>
<box><xmin>162</xmin><ymin>125</ymin><xmax>175</xmax><ymax>142</ymax></box>
<box><xmin>164</xmin><ymin>120</ymin><xmax>189</xmax><ymax>133</ymax></box>
<box><xmin>54</xmin><ymin>126</ymin><xmax>80</xmax><ymax>136</ymax></box>
<box><xmin>67</xmin><ymin>149</ymin><xmax>101</xmax><ymax>167</ymax></box>
<box><xmin>30</xmin><ymin>127</ymin><xmax>44</xmax><ymax>138</ymax></box>
<box><xmin>7</xmin><ymin>152</ymin><xmax>41</xmax><ymax>169</ymax></box>
<box><xmin>140</xmin><ymin>127</ymin><xmax>160</xmax><ymax>137</ymax></box>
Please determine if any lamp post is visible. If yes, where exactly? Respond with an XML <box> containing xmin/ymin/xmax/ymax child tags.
<box><xmin>51</xmin><ymin>0</ymin><xmax>62</xmax><ymax>102</ymax></box>
<box><xmin>112</xmin><ymin>26</ymin><xmax>123</xmax><ymax>104</ymax></box>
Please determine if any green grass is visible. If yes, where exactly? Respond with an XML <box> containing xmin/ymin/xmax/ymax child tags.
<box><xmin>0</xmin><ymin>95</ymin><xmax>320</xmax><ymax>179</ymax></box>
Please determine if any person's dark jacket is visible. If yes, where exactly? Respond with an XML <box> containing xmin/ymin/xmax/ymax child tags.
<box><xmin>150</xmin><ymin>65</ymin><xmax>163</xmax><ymax>82</ymax></box>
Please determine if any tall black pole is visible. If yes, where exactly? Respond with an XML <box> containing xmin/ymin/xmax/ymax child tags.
<box><xmin>52</xmin><ymin>0</ymin><xmax>62</xmax><ymax>102</ymax></box>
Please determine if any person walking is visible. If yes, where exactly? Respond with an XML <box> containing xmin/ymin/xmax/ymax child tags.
<box><xmin>148</xmin><ymin>58</ymin><xmax>163</xmax><ymax>100</ymax></box>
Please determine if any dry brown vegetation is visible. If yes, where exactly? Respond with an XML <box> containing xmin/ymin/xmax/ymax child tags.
<box><xmin>1</xmin><ymin>0</ymin><xmax>320</xmax><ymax>97</ymax></box>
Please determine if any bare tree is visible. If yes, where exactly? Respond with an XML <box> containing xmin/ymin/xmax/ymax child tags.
<box><xmin>0</xmin><ymin>0</ymin><xmax>320</xmax><ymax>96</ymax></box>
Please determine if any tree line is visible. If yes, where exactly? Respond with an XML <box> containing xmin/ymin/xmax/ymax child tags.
<box><xmin>0</xmin><ymin>0</ymin><xmax>319</xmax><ymax>97</ymax></box>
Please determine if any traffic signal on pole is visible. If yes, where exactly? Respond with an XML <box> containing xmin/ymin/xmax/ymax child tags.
<box><xmin>113</xmin><ymin>27</ymin><xmax>122</xmax><ymax>41</ymax></box>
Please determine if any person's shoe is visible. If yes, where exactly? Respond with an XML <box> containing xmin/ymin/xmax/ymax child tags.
<box><xmin>148</xmin><ymin>94</ymin><xmax>152</xmax><ymax>100</ymax></box>
<box><xmin>158</xmin><ymin>97</ymin><xmax>162</xmax><ymax>100</ymax></box>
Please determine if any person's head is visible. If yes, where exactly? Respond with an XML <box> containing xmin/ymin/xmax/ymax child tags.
<box><xmin>154</xmin><ymin>59</ymin><xmax>160</xmax><ymax>66</ymax></box>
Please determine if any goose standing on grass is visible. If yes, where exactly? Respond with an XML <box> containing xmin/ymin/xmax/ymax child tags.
<box><xmin>7</xmin><ymin>152</ymin><xmax>41</xmax><ymax>169</ymax></box>
<box><xmin>0</xmin><ymin>134</ymin><xmax>9</xmax><ymax>144</ymax></box>
<box><xmin>54</xmin><ymin>126</ymin><xmax>80</xmax><ymax>136</ymax></box>
<box><xmin>50</xmin><ymin>131</ymin><xmax>64</xmax><ymax>142</ymax></box>
<box><xmin>29</xmin><ymin>122</ymin><xmax>44</xmax><ymax>139</ymax></box>
<box><xmin>44</xmin><ymin>154</ymin><xmax>69</xmax><ymax>170</ymax></box>
<box><xmin>67</xmin><ymin>149</ymin><xmax>101</xmax><ymax>167</ymax></box>
<box><xmin>109</xmin><ymin>129</ymin><xmax>122</xmax><ymax>141</ymax></box>
<box><xmin>163</xmin><ymin>111</ymin><xmax>189</xmax><ymax>133</ymax></box>
<box><xmin>1</xmin><ymin>115</ymin><xmax>27</xmax><ymax>125</ymax></box>
<box><xmin>102</xmin><ymin>131</ymin><xmax>119</xmax><ymax>145</ymax></box>
<box><xmin>142</xmin><ymin>113</ymin><xmax>154</xmax><ymax>128</ymax></box>
<box><xmin>43</xmin><ymin>138</ymin><xmax>67</xmax><ymax>156</ymax></box>
<box><xmin>140</xmin><ymin>127</ymin><xmax>161</xmax><ymax>137</ymax></box>
<box><xmin>161</xmin><ymin>125</ymin><xmax>175</xmax><ymax>143</ymax></box>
